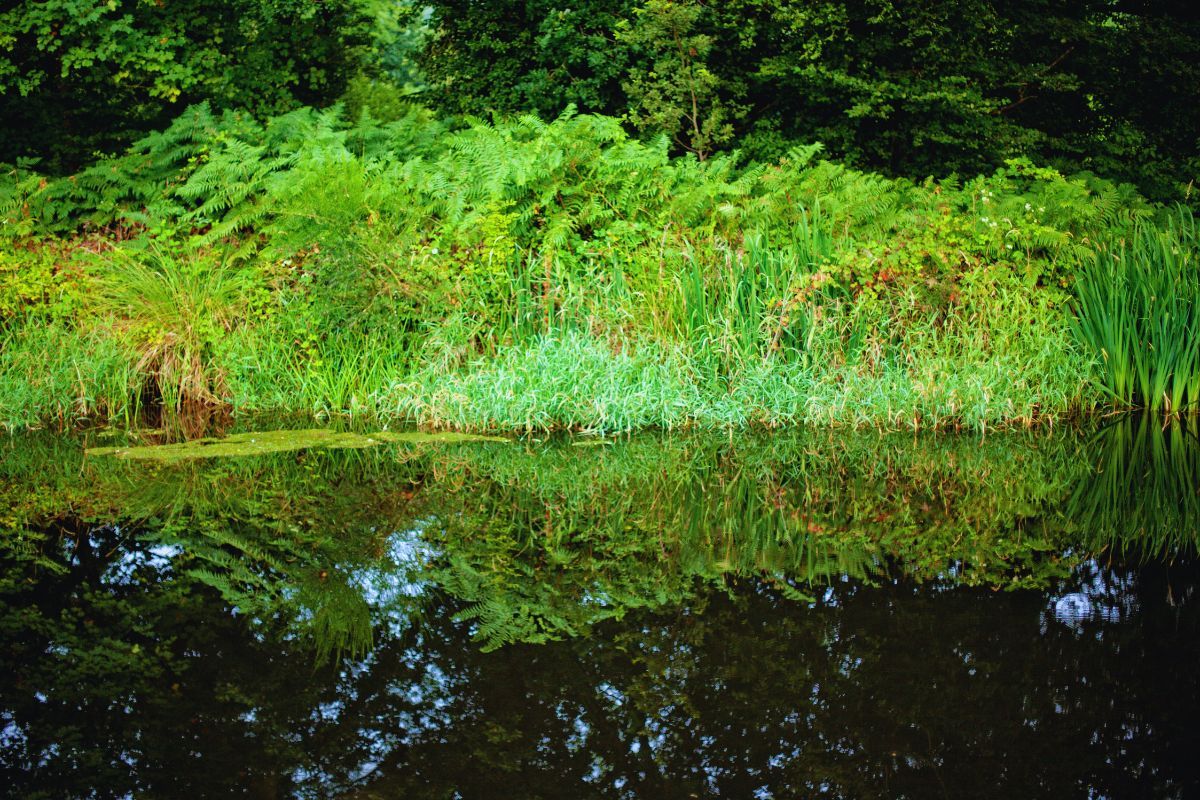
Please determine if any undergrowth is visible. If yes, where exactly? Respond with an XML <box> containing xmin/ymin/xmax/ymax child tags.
<box><xmin>0</xmin><ymin>102</ymin><xmax>1189</xmax><ymax>432</ymax></box>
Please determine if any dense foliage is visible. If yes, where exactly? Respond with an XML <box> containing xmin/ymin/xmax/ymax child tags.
<box><xmin>4</xmin><ymin>421</ymin><xmax>1195</xmax><ymax>653</ymax></box>
<box><xmin>416</xmin><ymin>0</ymin><xmax>1200</xmax><ymax>201</ymax></box>
<box><xmin>2</xmin><ymin>11</ymin><xmax>1199</xmax><ymax>794</ymax></box>
<box><xmin>0</xmin><ymin>3</ymin><xmax>1197</xmax><ymax>431</ymax></box>
<box><xmin>5</xmin><ymin>103</ymin><xmax>1176</xmax><ymax>430</ymax></box>
<box><xmin>0</xmin><ymin>0</ymin><xmax>376</xmax><ymax>171</ymax></box>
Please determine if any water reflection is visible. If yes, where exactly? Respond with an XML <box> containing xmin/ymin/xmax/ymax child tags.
<box><xmin>0</xmin><ymin>420</ymin><xmax>1197</xmax><ymax>797</ymax></box>
<box><xmin>1070</xmin><ymin>415</ymin><xmax>1200</xmax><ymax>556</ymax></box>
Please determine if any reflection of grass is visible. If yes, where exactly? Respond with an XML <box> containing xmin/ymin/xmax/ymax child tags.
<box><xmin>423</xmin><ymin>429</ymin><xmax>1091</xmax><ymax>648</ymax></box>
<box><xmin>5</xmin><ymin>423</ymin><xmax>1190</xmax><ymax>653</ymax></box>
<box><xmin>1071</xmin><ymin>415</ymin><xmax>1200</xmax><ymax>557</ymax></box>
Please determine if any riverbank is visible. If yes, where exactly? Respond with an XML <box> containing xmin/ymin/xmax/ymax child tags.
<box><xmin>1</xmin><ymin>106</ymin><xmax>1194</xmax><ymax>433</ymax></box>
<box><xmin>0</xmin><ymin>308</ymin><xmax>1100</xmax><ymax>433</ymax></box>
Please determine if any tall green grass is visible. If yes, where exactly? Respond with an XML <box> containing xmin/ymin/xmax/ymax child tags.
<box><xmin>390</xmin><ymin>330</ymin><xmax>701</xmax><ymax>433</ymax></box>
<box><xmin>671</xmin><ymin>220</ymin><xmax>829</xmax><ymax>382</ymax></box>
<box><xmin>220</xmin><ymin>327</ymin><xmax>414</xmax><ymax>417</ymax></box>
<box><xmin>0</xmin><ymin>323</ymin><xmax>139</xmax><ymax>429</ymax></box>
<box><xmin>389</xmin><ymin>266</ymin><xmax>1096</xmax><ymax>434</ymax></box>
<box><xmin>91</xmin><ymin>247</ymin><xmax>251</xmax><ymax>410</ymax></box>
<box><xmin>1072</xmin><ymin>209</ymin><xmax>1200</xmax><ymax>414</ymax></box>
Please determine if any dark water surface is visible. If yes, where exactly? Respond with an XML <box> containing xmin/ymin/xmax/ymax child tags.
<box><xmin>1</xmin><ymin>418</ymin><xmax>1198</xmax><ymax>799</ymax></box>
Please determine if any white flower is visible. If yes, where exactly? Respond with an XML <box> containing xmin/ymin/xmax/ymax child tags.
<box><xmin>431</xmin><ymin>247</ymin><xmax>439</xmax><ymax>255</ymax></box>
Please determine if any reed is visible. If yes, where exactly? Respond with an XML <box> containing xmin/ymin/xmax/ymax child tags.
<box><xmin>1071</xmin><ymin>209</ymin><xmax>1200</xmax><ymax>414</ymax></box>
<box><xmin>673</xmin><ymin>214</ymin><xmax>831</xmax><ymax>382</ymax></box>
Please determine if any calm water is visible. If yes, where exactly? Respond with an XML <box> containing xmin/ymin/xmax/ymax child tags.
<box><xmin>1</xmin><ymin>418</ymin><xmax>1198</xmax><ymax>798</ymax></box>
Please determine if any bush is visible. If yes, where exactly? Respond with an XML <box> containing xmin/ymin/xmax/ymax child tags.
<box><xmin>90</xmin><ymin>247</ymin><xmax>251</xmax><ymax>410</ymax></box>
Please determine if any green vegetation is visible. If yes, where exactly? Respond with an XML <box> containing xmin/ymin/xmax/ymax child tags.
<box><xmin>416</xmin><ymin>0</ymin><xmax>1200</xmax><ymax>202</ymax></box>
<box><xmin>0</xmin><ymin>0</ymin><xmax>377</xmax><ymax>171</ymax></box>
<box><xmin>85</xmin><ymin>428</ymin><xmax>506</xmax><ymax>460</ymax></box>
<box><xmin>0</xmin><ymin>3</ymin><xmax>1197</xmax><ymax>433</ymax></box>
<box><xmin>3</xmin><ymin>9</ymin><xmax>1198</xmax><ymax>788</ymax></box>
<box><xmin>1072</xmin><ymin>211</ymin><xmax>1200</xmax><ymax>413</ymax></box>
<box><xmin>0</xmin><ymin>107</ymin><xmax>1181</xmax><ymax>433</ymax></box>
<box><xmin>1071</xmin><ymin>415</ymin><xmax>1200</xmax><ymax>556</ymax></box>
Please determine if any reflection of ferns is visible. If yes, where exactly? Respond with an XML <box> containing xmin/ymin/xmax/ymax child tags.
<box><xmin>302</xmin><ymin>577</ymin><xmax>376</xmax><ymax>664</ymax></box>
<box><xmin>454</xmin><ymin>598</ymin><xmax>579</xmax><ymax>651</ymax></box>
<box><xmin>418</xmin><ymin>429</ymin><xmax>1088</xmax><ymax>649</ymax></box>
<box><xmin>9</xmin><ymin>424</ymin><xmax>1185</xmax><ymax>655</ymax></box>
